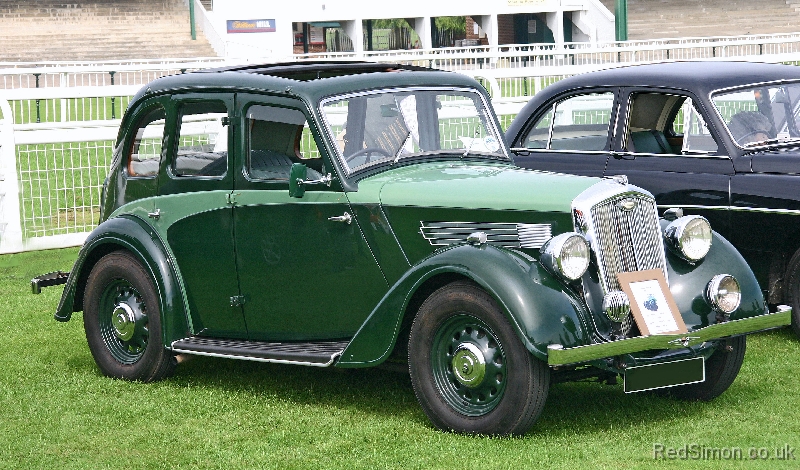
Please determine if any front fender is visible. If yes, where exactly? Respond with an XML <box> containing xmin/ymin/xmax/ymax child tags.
<box><xmin>54</xmin><ymin>215</ymin><xmax>190</xmax><ymax>346</ymax></box>
<box><xmin>665</xmin><ymin>226</ymin><xmax>766</xmax><ymax>327</ymax></box>
<box><xmin>337</xmin><ymin>243</ymin><xmax>591</xmax><ymax>367</ymax></box>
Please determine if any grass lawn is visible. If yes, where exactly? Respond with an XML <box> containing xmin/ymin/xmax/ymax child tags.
<box><xmin>2</xmin><ymin>248</ymin><xmax>800</xmax><ymax>469</ymax></box>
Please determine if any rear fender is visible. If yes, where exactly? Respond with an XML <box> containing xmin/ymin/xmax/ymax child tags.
<box><xmin>337</xmin><ymin>243</ymin><xmax>591</xmax><ymax>367</ymax></box>
<box><xmin>55</xmin><ymin>215</ymin><xmax>190</xmax><ymax>346</ymax></box>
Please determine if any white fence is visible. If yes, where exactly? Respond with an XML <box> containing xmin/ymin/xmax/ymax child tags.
<box><xmin>3</xmin><ymin>34</ymin><xmax>800</xmax><ymax>253</ymax></box>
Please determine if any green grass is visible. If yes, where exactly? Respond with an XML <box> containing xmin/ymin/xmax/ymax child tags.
<box><xmin>3</xmin><ymin>248</ymin><xmax>800</xmax><ymax>468</ymax></box>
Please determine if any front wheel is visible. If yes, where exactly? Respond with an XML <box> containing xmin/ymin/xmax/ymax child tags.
<box><xmin>408</xmin><ymin>281</ymin><xmax>549</xmax><ymax>435</ymax></box>
<box><xmin>668</xmin><ymin>336</ymin><xmax>746</xmax><ymax>401</ymax></box>
<box><xmin>83</xmin><ymin>251</ymin><xmax>175</xmax><ymax>382</ymax></box>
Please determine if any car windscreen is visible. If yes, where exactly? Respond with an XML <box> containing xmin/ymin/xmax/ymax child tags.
<box><xmin>320</xmin><ymin>88</ymin><xmax>508</xmax><ymax>175</ymax></box>
<box><xmin>713</xmin><ymin>82</ymin><xmax>800</xmax><ymax>148</ymax></box>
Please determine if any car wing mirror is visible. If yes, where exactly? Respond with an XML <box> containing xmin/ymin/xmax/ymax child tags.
<box><xmin>289</xmin><ymin>163</ymin><xmax>333</xmax><ymax>198</ymax></box>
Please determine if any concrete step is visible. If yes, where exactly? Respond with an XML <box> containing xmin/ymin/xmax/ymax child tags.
<box><xmin>0</xmin><ymin>0</ymin><xmax>218</xmax><ymax>62</ymax></box>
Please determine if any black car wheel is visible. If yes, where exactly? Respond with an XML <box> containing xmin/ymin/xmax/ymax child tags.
<box><xmin>408</xmin><ymin>280</ymin><xmax>549</xmax><ymax>435</ymax></box>
<box><xmin>83</xmin><ymin>251</ymin><xmax>176</xmax><ymax>382</ymax></box>
<box><xmin>784</xmin><ymin>249</ymin><xmax>800</xmax><ymax>337</ymax></box>
<box><xmin>667</xmin><ymin>336</ymin><xmax>745</xmax><ymax>401</ymax></box>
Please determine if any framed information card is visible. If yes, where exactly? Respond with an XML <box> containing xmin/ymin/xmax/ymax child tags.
<box><xmin>617</xmin><ymin>269</ymin><xmax>688</xmax><ymax>336</ymax></box>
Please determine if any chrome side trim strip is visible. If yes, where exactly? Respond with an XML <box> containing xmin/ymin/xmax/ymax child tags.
<box><xmin>658</xmin><ymin>204</ymin><xmax>800</xmax><ymax>216</ymax></box>
<box><xmin>170</xmin><ymin>347</ymin><xmax>338</xmax><ymax>367</ymax></box>
<box><xmin>546</xmin><ymin>308</ymin><xmax>791</xmax><ymax>366</ymax></box>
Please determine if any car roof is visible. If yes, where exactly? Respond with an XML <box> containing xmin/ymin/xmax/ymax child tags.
<box><xmin>505</xmin><ymin>61</ymin><xmax>800</xmax><ymax>141</ymax></box>
<box><xmin>542</xmin><ymin>61</ymin><xmax>800</xmax><ymax>96</ymax></box>
<box><xmin>130</xmin><ymin>61</ymin><xmax>481</xmax><ymax>105</ymax></box>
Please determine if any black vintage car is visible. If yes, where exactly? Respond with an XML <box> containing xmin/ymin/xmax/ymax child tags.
<box><xmin>506</xmin><ymin>61</ymin><xmax>800</xmax><ymax>336</ymax></box>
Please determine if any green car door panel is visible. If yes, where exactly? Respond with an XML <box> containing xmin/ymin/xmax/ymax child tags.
<box><xmin>232</xmin><ymin>189</ymin><xmax>389</xmax><ymax>341</ymax></box>
<box><xmin>54</xmin><ymin>215</ymin><xmax>191</xmax><ymax>346</ymax></box>
<box><xmin>337</xmin><ymin>243</ymin><xmax>591</xmax><ymax>367</ymax></box>
<box><xmin>128</xmin><ymin>191</ymin><xmax>246</xmax><ymax>338</ymax></box>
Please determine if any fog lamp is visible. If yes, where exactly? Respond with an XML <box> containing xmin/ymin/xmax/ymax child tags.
<box><xmin>705</xmin><ymin>274</ymin><xmax>741</xmax><ymax>314</ymax></box>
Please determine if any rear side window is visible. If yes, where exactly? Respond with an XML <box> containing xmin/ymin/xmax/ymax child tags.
<box><xmin>521</xmin><ymin>92</ymin><xmax>614</xmax><ymax>151</ymax></box>
<box><xmin>126</xmin><ymin>106</ymin><xmax>165</xmax><ymax>178</ymax></box>
<box><xmin>174</xmin><ymin>101</ymin><xmax>228</xmax><ymax>177</ymax></box>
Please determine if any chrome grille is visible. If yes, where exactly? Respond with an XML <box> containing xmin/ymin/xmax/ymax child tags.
<box><xmin>589</xmin><ymin>194</ymin><xmax>667</xmax><ymax>292</ymax></box>
<box><xmin>420</xmin><ymin>222</ymin><xmax>552</xmax><ymax>248</ymax></box>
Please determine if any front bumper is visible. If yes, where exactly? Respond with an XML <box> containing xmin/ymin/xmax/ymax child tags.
<box><xmin>547</xmin><ymin>307</ymin><xmax>791</xmax><ymax>366</ymax></box>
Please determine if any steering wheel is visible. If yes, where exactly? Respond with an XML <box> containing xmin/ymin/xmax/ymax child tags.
<box><xmin>736</xmin><ymin>130</ymin><xmax>771</xmax><ymax>146</ymax></box>
<box><xmin>345</xmin><ymin>147</ymin><xmax>392</xmax><ymax>163</ymax></box>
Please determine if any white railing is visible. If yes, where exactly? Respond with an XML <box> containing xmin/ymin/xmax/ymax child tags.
<box><xmin>4</xmin><ymin>33</ymin><xmax>800</xmax><ymax>253</ymax></box>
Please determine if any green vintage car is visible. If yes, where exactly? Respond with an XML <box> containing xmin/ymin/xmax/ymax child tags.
<box><xmin>33</xmin><ymin>62</ymin><xmax>790</xmax><ymax>435</ymax></box>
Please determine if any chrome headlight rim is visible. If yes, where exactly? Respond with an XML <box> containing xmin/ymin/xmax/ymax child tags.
<box><xmin>705</xmin><ymin>274</ymin><xmax>741</xmax><ymax>314</ymax></box>
<box><xmin>663</xmin><ymin>215</ymin><xmax>712</xmax><ymax>263</ymax></box>
<box><xmin>540</xmin><ymin>232</ymin><xmax>591</xmax><ymax>282</ymax></box>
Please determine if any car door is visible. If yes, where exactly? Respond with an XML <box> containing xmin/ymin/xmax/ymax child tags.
<box><xmin>510</xmin><ymin>89</ymin><xmax>618</xmax><ymax>177</ymax></box>
<box><xmin>153</xmin><ymin>93</ymin><xmax>248</xmax><ymax>338</ymax></box>
<box><xmin>604</xmin><ymin>89</ymin><xmax>732</xmax><ymax>233</ymax></box>
<box><xmin>232</xmin><ymin>95</ymin><xmax>389</xmax><ymax>341</ymax></box>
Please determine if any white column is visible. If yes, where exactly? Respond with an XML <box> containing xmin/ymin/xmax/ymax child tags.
<box><xmin>546</xmin><ymin>9</ymin><xmax>565</xmax><ymax>46</ymax></box>
<box><xmin>412</xmin><ymin>16</ymin><xmax>432</xmax><ymax>50</ymax></box>
<box><xmin>476</xmin><ymin>14</ymin><xmax>498</xmax><ymax>49</ymax></box>
<box><xmin>342</xmin><ymin>19</ymin><xmax>364</xmax><ymax>56</ymax></box>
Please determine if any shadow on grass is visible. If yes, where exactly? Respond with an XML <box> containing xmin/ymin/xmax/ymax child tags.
<box><xmin>101</xmin><ymin>347</ymin><xmax>764</xmax><ymax>437</ymax></box>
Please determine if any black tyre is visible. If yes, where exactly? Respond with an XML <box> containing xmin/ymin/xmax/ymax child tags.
<box><xmin>784</xmin><ymin>248</ymin><xmax>800</xmax><ymax>337</ymax></box>
<box><xmin>668</xmin><ymin>336</ymin><xmax>746</xmax><ymax>401</ymax></box>
<box><xmin>83</xmin><ymin>251</ymin><xmax>176</xmax><ymax>381</ymax></box>
<box><xmin>408</xmin><ymin>281</ymin><xmax>550</xmax><ymax>435</ymax></box>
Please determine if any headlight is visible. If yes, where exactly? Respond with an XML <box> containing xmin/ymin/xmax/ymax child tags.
<box><xmin>705</xmin><ymin>274</ymin><xmax>741</xmax><ymax>314</ymax></box>
<box><xmin>540</xmin><ymin>232</ymin><xmax>590</xmax><ymax>281</ymax></box>
<box><xmin>663</xmin><ymin>215</ymin><xmax>712</xmax><ymax>262</ymax></box>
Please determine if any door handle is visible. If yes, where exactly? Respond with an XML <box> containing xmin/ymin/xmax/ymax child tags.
<box><xmin>327</xmin><ymin>212</ymin><xmax>352</xmax><ymax>224</ymax></box>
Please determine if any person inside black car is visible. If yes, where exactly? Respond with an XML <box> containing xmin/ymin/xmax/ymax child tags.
<box><xmin>728</xmin><ymin>111</ymin><xmax>774</xmax><ymax>146</ymax></box>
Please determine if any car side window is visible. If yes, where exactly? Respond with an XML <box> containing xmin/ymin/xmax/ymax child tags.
<box><xmin>624</xmin><ymin>93</ymin><xmax>684</xmax><ymax>155</ymax></box>
<box><xmin>126</xmin><ymin>106</ymin><xmax>165</xmax><ymax>178</ymax></box>
<box><xmin>246</xmin><ymin>105</ymin><xmax>323</xmax><ymax>181</ymax></box>
<box><xmin>173</xmin><ymin>101</ymin><xmax>228</xmax><ymax>177</ymax></box>
<box><xmin>624</xmin><ymin>93</ymin><xmax>718</xmax><ymax>155</ymax></box>
<box><xmin>521</xmin><ymin>92</ymin><xmax>614</xmax><ymax>151</ymax></box>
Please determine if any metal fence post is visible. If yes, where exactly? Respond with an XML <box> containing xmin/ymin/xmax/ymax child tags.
<box><xmin>0</xmin><ymin>94</ymin><xmax>23</xmax><ymax>253</ymax></box>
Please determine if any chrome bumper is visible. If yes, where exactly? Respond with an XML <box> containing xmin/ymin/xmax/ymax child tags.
<box><xmin>547</xmin><ymin>307</ymin><xmax>791</xmax><ymax>366</ymax></box>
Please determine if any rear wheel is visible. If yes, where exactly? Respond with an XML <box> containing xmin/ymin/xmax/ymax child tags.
<box><xmin>408</xmin><ymin>281</ymin><xmax>549</xmax><ymax>435</ymax></box>
<box><xmin>668</xmin><ymin>336</ymin><xmax>745</xmax><ymax>401</ymax></box>
<box><xmin>83</xmin><ymin>251</ymin><xmax>175</xmax><ymax>381</ymax></box>
<box><xmin>784</xmin><ymin>248</ymin><xmax>800</xmax><ymax>337</ymax></box>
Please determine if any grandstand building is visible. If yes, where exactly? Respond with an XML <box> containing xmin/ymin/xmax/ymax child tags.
<box><xmin>200</xmin><ymin>0</ymin><xmax>615</xmax><ymax>58</ymax></box>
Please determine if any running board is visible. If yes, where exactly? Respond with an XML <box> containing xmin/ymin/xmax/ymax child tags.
<box><xmin>171</xmin><ymin>337</ymin><xmax>350</xmax><ymax>367</ymax></box>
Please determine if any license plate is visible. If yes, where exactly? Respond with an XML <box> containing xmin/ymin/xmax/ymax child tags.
<box><xmin>624</xmin><ymin>357</ymin><xmax>705</xmax><ymax>393</ymax></box>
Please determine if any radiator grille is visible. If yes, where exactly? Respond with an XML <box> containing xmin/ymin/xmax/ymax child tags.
<box><xmin>589</xmin><ymin>195</ymin><xmax>666</xmax><ymax>292</ymax></box>
<box><xmin>420</xmin><ymin>222</ymin><xmax>552</xmax><ymax>249</ymax></box>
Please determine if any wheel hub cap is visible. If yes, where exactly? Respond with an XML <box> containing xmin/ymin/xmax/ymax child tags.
<box><xmin>452</xmin><ymin>343</ymin><xmax>486</xmax><ymax>388</ymax></box>
<box><xmin>112</xmin><ymin>302</ymin><xmax>136</xmax><ymax>341</ymax></box>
